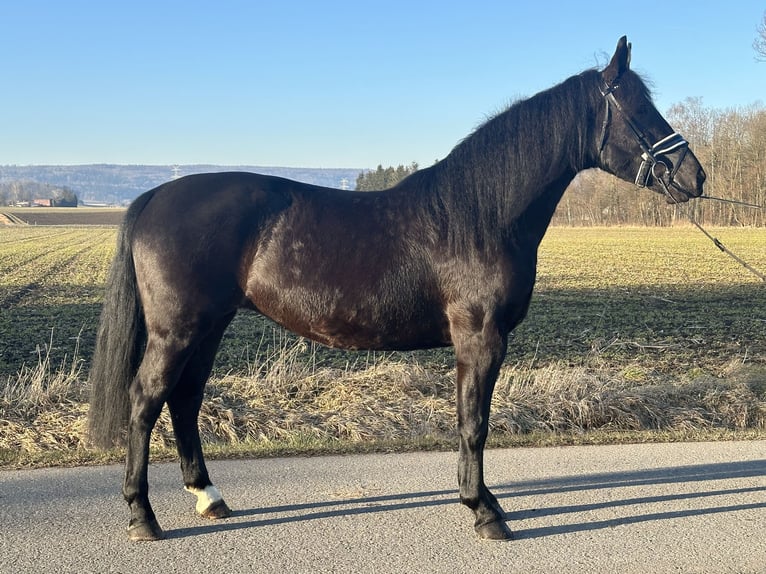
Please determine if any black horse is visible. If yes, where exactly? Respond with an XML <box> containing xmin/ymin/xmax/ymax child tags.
<box><xmin>89</xmin><ymin>37</ymin><xmax>706</xmax><ymax>541</ymax></box>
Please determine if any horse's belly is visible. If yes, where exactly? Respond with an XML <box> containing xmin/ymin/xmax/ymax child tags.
<box><xmin>300</xmin><ymin>315</ymin><xmax>451</xmax><ymax>351</ymax></box>
<box><xmin>255</xmin><ymin>296</ymin><xmax>451</xmax><ymax>351</ymax></box>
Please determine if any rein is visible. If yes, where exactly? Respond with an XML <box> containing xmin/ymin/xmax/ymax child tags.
<box><xmin>698</xmin><ymin>195</ymin><xmax>764</xmax><ymax>210</ymax></box>
<box><xmin>663</xmin><ymin>188</ymin><xmax>766</xmax><ymax>283</ymax></box>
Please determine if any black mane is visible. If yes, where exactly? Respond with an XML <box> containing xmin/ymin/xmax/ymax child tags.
<box><xmin>396</xmin><ymin>69</ymin><xmax>608</xmax><ymax>252</ymax></box>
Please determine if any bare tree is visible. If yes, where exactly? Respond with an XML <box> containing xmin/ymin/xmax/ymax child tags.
<box><xmin>755</xmin><ymin>11</ymin><xmax>766</xmax><ymax>61</ymax></box>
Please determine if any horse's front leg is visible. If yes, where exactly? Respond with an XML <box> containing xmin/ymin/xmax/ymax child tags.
<box><xmin>453</xmin><ymin>321</ymin><xmax>511</xmax><ymax>540</ymax></box>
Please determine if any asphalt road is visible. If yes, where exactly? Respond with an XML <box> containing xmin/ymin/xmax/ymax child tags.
<box><xmin>1</xmin><ymin>441</ymin><xmax>765</xmax><ymax>573</ymax></box>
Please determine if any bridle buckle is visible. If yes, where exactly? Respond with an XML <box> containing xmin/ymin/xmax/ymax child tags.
<box><xmin>635</xmin><ymin>154</ymin><xmax>652</xmax><ymax>188</ymax></box>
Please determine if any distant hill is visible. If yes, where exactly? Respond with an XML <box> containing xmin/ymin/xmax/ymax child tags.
<box><xmin>0</xmin><ymin>164</ymin><xmax>364</xmax><ymax>205</ymax></box>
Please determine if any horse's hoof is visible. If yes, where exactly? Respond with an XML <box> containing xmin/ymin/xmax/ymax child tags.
<box><xmin>200</xmin><ymin>499</ymin><xmax>232</xmax><ymax>520</ymax></box>
<box><xmin>186</xmin><ymin>485</ymin><xmax>231</xmax><ymax>519</ymax></box>
<box><xmin>476</xmin><ymin>519</ymin><xmax>513</xmax><ymax>541</ymax></box>
<box><xmin>127</xmin><ymin>518</ymin><xmax>165</xmax><ymax>542</ymax></box>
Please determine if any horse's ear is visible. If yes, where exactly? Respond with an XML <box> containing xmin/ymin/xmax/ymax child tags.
<box><xmin>602</xmin><ymin>36</ymin><xmax>631</xmax><ymax>87</ymax></box>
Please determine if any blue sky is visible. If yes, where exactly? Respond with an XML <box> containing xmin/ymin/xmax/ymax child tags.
<box><xmin>2</xmin><ymin>1</ymin><xmax>765</xmax><ymax>168</ymax></box>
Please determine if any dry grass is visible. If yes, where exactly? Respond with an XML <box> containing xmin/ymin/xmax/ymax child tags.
<box><xmin>2</xmin><ymin>334</ymin><xmax>765</xmax><ymax>469</ymax></box>
<box><xmin>1</xmin><ymin>332</ymin><xmax>88</xmax><ymax>455</ymax></box>
<box><xmin>491</xmin><ymin>360</ymin><xmax>766</xmax><ymax>434</ymax></box>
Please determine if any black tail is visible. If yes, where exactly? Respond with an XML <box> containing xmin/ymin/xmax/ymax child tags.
<box><xmin>88</xmin><ymin>190</ymin><xmax>156</xmax><ymax>448</ymax></box>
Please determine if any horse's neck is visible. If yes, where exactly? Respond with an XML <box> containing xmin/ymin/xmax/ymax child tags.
<box><xmin>461</xmin><ymin>121</ymin><xmax>593</xmax><ymax>247</ymax></box>
<box><xmin>422</xmin><ymin>73</ymin><xmax>601</xmax><ymax>253</ymax></box>
<box><xmin>484</xmin><ymin>86</ymin><xmax>599</xmax><ymax>245</ymax></box>
<box><xmin>515</xmin><ymin>168</ymin><xmax>578</xmax><ymax>247</ymax></box>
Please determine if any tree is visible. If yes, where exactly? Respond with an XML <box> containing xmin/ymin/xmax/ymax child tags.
<box><xmin>53</xmin><ymin>187</ymin><xmax>78</xmax><ymax>207</ymax></box>
<box><xmin>755</xmin><ymin>11</ymin><xmax>766</xmax><ymax>61</ymax></box>
<box><xmin>355</xmin><ymin>162</ymin><xmax>418</xmax><ymax>191</ymax></box>
<box><xmin>666</xmin><ymin>97</ymin><xmax>715</xmax><ymax>148</ymax></box>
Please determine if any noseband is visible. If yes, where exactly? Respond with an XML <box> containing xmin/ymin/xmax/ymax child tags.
<box><xmin>598</xmin><ymin>81</ymin><xmax>690</xmax><ymax>193</ymax></box>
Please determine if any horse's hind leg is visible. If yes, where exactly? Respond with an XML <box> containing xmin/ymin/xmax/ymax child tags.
<box><xmin>123</xmin><ymin>334</ymin><xmax>197</xmax><ymax>541</ymax></box>
<box><xmin>168</xmin><ymin>313</ymin><xmax>235</xmax><ymax>520</ymax></box>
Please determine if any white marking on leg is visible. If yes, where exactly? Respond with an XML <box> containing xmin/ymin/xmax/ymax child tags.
<box><xmin>184</xmin><ymin>485</ymin><xmax>223</xmax><ymax>515</ymax></box>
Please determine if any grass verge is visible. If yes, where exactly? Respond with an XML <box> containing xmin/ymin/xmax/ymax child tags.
<box><xmin>2</xmin><ymin>337</ymin><xmax>765</xmax><ymax>470</ymax></box>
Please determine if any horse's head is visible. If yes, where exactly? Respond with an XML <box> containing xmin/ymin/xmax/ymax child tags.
<box><xmin>596</xmin><ymin>36</ymin><xmax>706</xmax><ymax>203</ymax></box>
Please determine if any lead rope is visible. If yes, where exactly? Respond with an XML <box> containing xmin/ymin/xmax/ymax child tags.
<box><xmin>661</xmin><ymin>186</ymin><xmax>766</xmax><ymax>282</ymax></box>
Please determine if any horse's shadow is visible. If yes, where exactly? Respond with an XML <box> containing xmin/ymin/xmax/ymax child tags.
<box><xmin>165</xmin><ymin>459</ymin><xmax>766</xmax><ymax>540</ymax></box>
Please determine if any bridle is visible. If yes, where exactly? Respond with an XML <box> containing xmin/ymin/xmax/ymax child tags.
<box><xmin>598</xmin><ymin>80</ymin><xmax>690</xmax><ymax>195</ymax></box>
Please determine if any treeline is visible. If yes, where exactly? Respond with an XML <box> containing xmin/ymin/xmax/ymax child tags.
<box><xmin>0</xmin><ymin>181</ymin><xmax>78</xmax><ymax>207</ymax></box>
<box><xmin>553</xmin><ymin>100</ymin><xmax>766</xmax><ymax>226</ymax></box>
<box><xmin>356</xmin><ymin>162</ymin><xmax>419</xmax><ymax>191</ymax></box>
